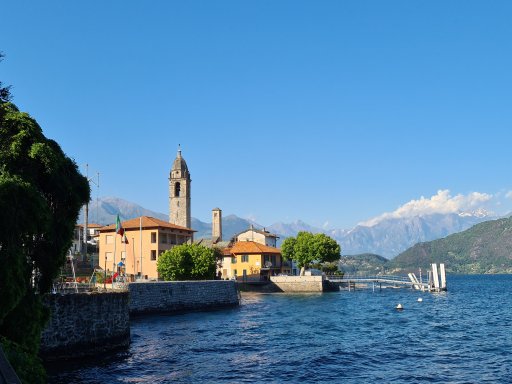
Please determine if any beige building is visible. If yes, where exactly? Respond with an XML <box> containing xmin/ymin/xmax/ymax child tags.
<box><xmin>235</xmin><ymin>226</ymin><xmax>279</xmax><ymax>247</ymax></box>
<box><xmin>221</xmin><ymin>241</ymin><xmax>283</xmax><ymax>281</ymax></box>
<box><xmin>99</xmin><ymin>216</ymin><xmax>195</xmax><ymax>280</ymax></box>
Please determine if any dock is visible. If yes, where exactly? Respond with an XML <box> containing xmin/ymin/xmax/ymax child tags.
<box><xmin>327</xmin><ymin>263</ymin><xmax>447</xmax><ymax>293</ymax></box>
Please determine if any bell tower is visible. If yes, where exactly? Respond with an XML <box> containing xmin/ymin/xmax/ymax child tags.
<box><xmin>169</xmin><ymin>145</ymin><xmax>191</xmax><ymax>229</ymax></box>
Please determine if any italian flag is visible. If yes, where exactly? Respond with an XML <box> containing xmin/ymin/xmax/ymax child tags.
<box><xmin>116</xmin><ymin>214</ymin><xmax>125</xmax><ymax>237</ymax></box>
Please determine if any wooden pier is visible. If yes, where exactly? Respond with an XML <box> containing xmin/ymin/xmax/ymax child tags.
<box><xmin>327</xmin><ymin>263</ymin><xmax>447</xmax><ymax>293</ymax></box>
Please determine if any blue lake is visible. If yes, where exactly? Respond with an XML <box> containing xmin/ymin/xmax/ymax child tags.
<box><xmin>47</xmin><ymin>275</ymin><xmax>512</xmax><ymax>383</ymax></box>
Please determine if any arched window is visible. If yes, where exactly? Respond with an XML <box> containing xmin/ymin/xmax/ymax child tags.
<box><xmin>175</xmin><ymin>182</ymin><xmax>181</xmax><ymax>197</ymax></box>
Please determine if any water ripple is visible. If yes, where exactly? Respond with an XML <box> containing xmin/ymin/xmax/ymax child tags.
<box><xmin>47</xmin><ymin>275</ymin><xmax>512</xmax><ymax>383</ymax></box>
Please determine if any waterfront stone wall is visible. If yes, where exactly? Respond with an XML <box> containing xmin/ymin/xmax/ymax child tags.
<box><xmin>270</xmin><ymin>276</ymin><xmax>325</xmax><ymax>292</ymax></box>
<box><xmin>129</xmin><ymin>280</ymin><xmax>240</xmax><ymax>315</ymax></box>
<box><xmin>40</xmin><ymin>292</ymin><xmax>130</xmax><ymax>360</ymax></box>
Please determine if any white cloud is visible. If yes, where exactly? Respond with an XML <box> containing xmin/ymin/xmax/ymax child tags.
<box><xmin>506</xmin><ymin>191</ymin><xmax>512</xmax><ymax>199</ymax></box>
<box><xmin>359</xmin><ymin>189</ymin><xmax>493</xmax><ymax>227</ymax></box>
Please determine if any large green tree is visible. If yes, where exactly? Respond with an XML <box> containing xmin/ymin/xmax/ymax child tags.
<box><xmin>157</xmin><ymin>244</ymin><xmax>219</xmax><ymax>281</ymax></box>
<box><xmin>281</xmin><ymin>232</ymin><xmax>341</xmax><ymax>273</ymax></box>
<box><xmin>0</xmin><ymin>53</ymin><xmax>11</xmax><ymax>105</ymax></box>
<box><xmin>0</xmin><ymin>71</ymin><xmax>90</xmax><ymax>382</ymax></box>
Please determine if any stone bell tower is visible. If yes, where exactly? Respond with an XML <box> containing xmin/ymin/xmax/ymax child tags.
<box><xmin>169</xmin><ymin>145</ymin><xmax>191</xmax><ymax>229</ymax></box>
<box><xmin>212</xmin><ymin>208</ymin><xmax>222</xmax><ymax>243</ymax></box>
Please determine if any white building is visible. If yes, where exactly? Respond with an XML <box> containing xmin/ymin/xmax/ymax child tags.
<box><xmin>235</xmin><ymin>226</ymin><xmax>279</xmax><ymax>247</ymax></box>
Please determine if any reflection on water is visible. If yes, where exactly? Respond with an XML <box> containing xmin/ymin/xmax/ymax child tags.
<box><xmin>48</xmin><ymin>275</ymin><xmax>512</xmax><ymax>383</ymax></box>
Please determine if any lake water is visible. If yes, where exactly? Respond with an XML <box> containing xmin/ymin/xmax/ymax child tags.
<box><xmin>47</xmin><ymin>275</ymin><xmax>512</xmax><ymax>383</ymax></box>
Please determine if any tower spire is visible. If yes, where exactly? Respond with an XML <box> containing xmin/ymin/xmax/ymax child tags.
<box><xmin>169</xmin><ymin>146</ymin><xmax>191</xmax><ymax>229</ymax></box>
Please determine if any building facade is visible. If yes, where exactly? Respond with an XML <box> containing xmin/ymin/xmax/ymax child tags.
<box><xmin>235</xmin><ymin>226</ymin><xmax>279</xmax><ymax>247</ymax></box>
<box><xmin>220</xmin><ymin>241</ymin><xmax>284</xmax><ymax>280</ymax></box>
<box><xmin>99</xmin><ymin>216</ymin><xmax>195</xmax><ymax>280</ymax></box>
<box><xmin>169</xmin><ymin>147</ymin><xmax>191</xmax><ymax>229</ymax></box>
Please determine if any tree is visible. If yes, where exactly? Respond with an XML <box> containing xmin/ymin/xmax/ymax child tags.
<box><xmin>281</xmin><ymin>231</ymin><xmax>341</xmax><ymax>273</ymax></box>
<box><xmin>0</xmin><ymin>94</ymin><xmax>90</xmax><ymax>382</ymax></box>
<box><xmin>0</xmin><ymin>53</ymin><xmax>11</xmax><ymax>104</ymax></box>
<box><xmin>157</xmin><ymin>244</ymin><xmax>218</xmax><ymax>281</ymax></box>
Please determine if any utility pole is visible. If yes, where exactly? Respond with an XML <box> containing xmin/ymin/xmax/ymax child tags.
<box><xmin>83</xmin><ymin>164</ymin><xmax>100</xmax><ymax>263</ymax></box>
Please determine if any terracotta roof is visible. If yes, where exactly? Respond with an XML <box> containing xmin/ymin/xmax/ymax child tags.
<box><xmin>227</xmin><ymin>241</ymin><xmax>281</xmax><ymax>255</ymax></box>
<box><xmin>100</xmin><ymin>216</ymin><xmax>195</xmax><ymax>233</ymax></box>
<box><xmin>235</xmin><ymin>227</ymin><xmax>279</xmax><ymax>239</ymax></box>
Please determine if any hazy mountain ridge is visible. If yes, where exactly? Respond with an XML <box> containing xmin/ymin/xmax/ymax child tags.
<box><xmin>80</xmin><ymin>197</ymin><xmax>168</xmax><ymax>224</ymax></box>
<box><xmin>335</xmin><ymin>213</ymin><xmax>492</xmax><ymax>258</ymax></box>
<box><xmin>79</xmin><ymin>197</ymin><xmax>258</xmax><ymax>241</ymax></box>
<box><xmin>81</xmin><ymin>197</ymin><xmax>495</xmax><ymax>258</ymax></box>
<box><xmin>267</xmin><ymin>220</ymin><xmax>325</xmax><ymax>237</ymax></box>
<box><xmin>389</xmin><ymin>216</ymin><xmax>512</xmax><ymax>274</ymax></box>
<box><xmin>339</xmin><ymin>253</ymin><xmax>389</xmax><ymax>275</ymax></box>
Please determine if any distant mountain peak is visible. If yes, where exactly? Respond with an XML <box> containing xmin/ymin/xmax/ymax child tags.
<box><xmin>458</xmin><ymin>208</ymin><xmax>493</xmax><ymax>218</ymax></box>
<box><xmin>82</xmin><ymin>196</ymin><xmax>498</xmax><ymax>260</ymax></box>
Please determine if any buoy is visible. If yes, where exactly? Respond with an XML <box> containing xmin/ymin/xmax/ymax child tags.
<box><xmin>417</xmin><ymin>297</ymin><xmax>423</xmax><ymax>302</ymax></box>
<box><xmin>396</xmin><ymin>303</ymin><xmax>403</xmax><ymax>310</ymax></box>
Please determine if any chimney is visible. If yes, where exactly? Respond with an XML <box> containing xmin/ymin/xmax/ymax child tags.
<box><xmin>212</xmin><ymin>208</ymin><xmax>222</xmax><ymax>244</ymax></box>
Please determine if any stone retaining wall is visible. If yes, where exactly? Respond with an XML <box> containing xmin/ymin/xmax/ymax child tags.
<box><xmin>40</xmin><ymin>292</ymin><xmax>130</xmax><ymax>360</ymax></box>
<box><xmin>129</xmin><ymin>280</ymin><xmax>239</xmax><ymax>315</ymax></box>
<box><xmin>270</xmin><ymin>276</ymin><xmax>325</xmax><ymax>292</ymax></box>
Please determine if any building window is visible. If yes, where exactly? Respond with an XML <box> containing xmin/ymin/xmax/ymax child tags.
<box><xmin>105</xmin><ymin>252</ymin><xmax>112</xmax><ymax>262</ymax></box>
<box><xmin>160</xmin><ymin>233</ymin><xmax>167</xmax><ymax>244</ymax></box>
<box><xmin>106</xmin><ymin>235</ymin><xmax>113</xmax><ymax>244</ymax></box>
<box><xmin>231</xmin><ymin>257</ymin><xmax>237</xmax><ymax>264</ymax></box>
<box><xmin>121</xmin><ymin>251</ymin><xmax>126</xmax><ymax>260</ymax></box>
<box><xmin>233</xmin><ymin>269</ymin><xmax>237</xmax><ymax>276</ymax></box>
<box><xmin>175</xmin><ymin>182</ymin><xmax>181</xmax><ymax>197</ymax></box>
<box><xmin>151</xmin><ymin>232</ymin><xmax>157</xmax><ymax>243</ymax></box>
<box><xmin>151</xmin><ymin>250</ymin><xmax>157</xmax><ymax>261</ymax></box>
<box><xmin>241</xmin><ymin>254</ymin><xmax>249</xmax><ymax>263</ymax></box>
<box><xmin>170</xmin><ymin>234</ymin><xmax>177</xmax><ymax>245</ymax></box>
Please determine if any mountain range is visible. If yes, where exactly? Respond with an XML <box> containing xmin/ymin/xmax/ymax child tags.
<box><xmin>329</xmin><ymin>212</ymin><xmax>492</xmax><ymax>258</ymax></box>
<box><xmin>80</xmin><ymin>197</ymin><xmax>495</xmax><ymax>258</ymax></box>
<box><xmin>388</xmin><ymin>216</ymin><xmax>512</xmax><ymax>273</ymax></box>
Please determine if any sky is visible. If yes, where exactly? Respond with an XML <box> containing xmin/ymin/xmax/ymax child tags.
<box><xmin>2</xmin><ymin>1</ymin><xmax>512</xmax><ymax>229</ymax></box>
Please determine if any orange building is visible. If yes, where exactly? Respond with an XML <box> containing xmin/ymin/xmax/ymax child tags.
<box><xmin>220</xmin><ymin>241</ymin><xmax>283</xmax><ymax>281</ymax></box>
<box><xmin>99</xmin><ymin>216</ymin><xmax>195</xmax><ymax>280</ymax></box>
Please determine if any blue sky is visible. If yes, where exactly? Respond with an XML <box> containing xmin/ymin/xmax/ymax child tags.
<box><xmin>2</xmin><ymin>1</ymin><xmax>512</xmax><ymax>229</ymax></box>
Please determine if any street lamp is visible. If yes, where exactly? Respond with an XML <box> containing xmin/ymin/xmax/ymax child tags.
<box><xmin>104</xmin><ymin>255</ymin><xmax>107</xmax><ymax>290</ymax></box>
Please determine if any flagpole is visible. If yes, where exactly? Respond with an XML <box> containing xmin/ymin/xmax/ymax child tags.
<box><xmin>123</xmin><ymin>233</ymin><xmax>127</xmax><ymax>280</ymax></box>
<box><xmin>113</xmin><ymin>228</ymin><xmax>117</xmax><ymax>286</ymax></box>
<box><xmin>140</xmin><ymin>216</ymin><xmax>143</xmax><ymax>279</ymax></box>
<box><xmin>132</xmin><ymin>237</ymin><xmax>135</xmax><ymax>280</ymax></box>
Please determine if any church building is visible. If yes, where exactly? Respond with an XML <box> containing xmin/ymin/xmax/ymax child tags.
<box><xmin>99</xmin><ymin>147</ymin><xmax>195</xmax><ymax>281</ymax></box>
<box><xmin>169</xmin><ymin>146</ymin><xmax>191</xmax><ymax>230</ymax></box>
